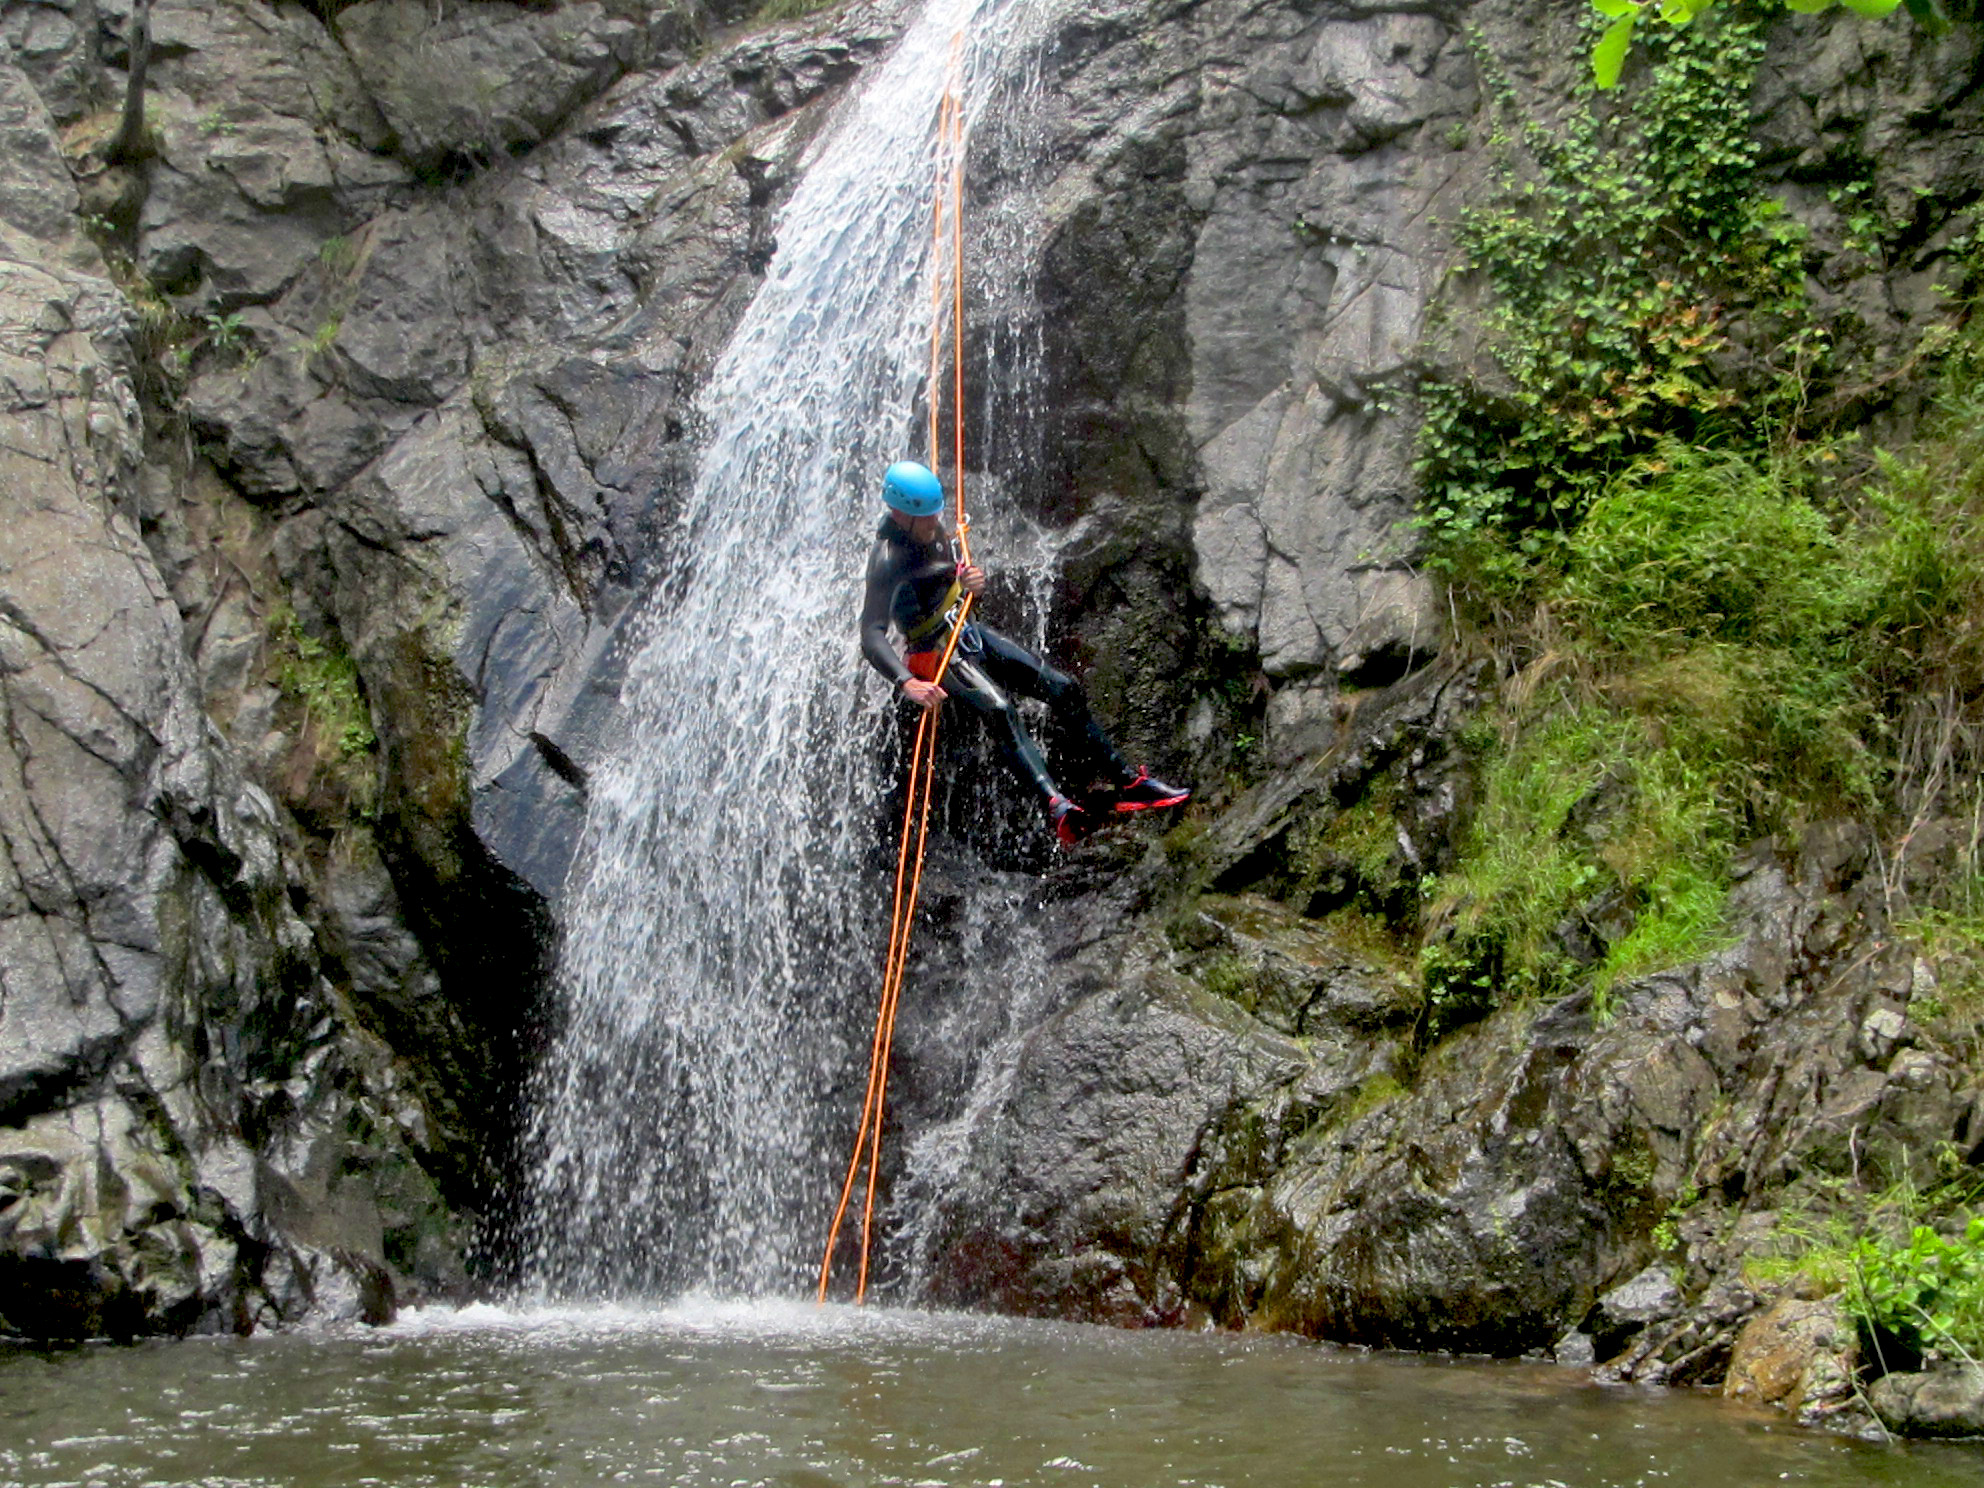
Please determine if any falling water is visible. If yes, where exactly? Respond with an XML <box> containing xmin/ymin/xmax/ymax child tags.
<box><xmin>521</xmin><ymin>0</ymin><xmax>1057</xmax><ymax>1298</ymax></box>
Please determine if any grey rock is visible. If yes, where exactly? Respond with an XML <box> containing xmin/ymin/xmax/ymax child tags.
<box><xmin>1178</xmin><ymin>892</ymin><xmax>1419</xmax><ymax>1036</ymax></box>
<box><xmin>1163</xmin><ymin>7</ymin><xmax>1463</xmax><ymax>677</ymax></box>
<box><xmin>1</xmin><ymin>0</ymin><xmax>103</xmax><ymax>126</ymax></box>
<box><xmin>135</xmin><ymin>1</ymin><xmax>416</xmax><ymax>312</ymax></box>
<box><xmin>174</xmin><ymin>8</ymin><xmax>893</xmax><ymax>904</ymax></box>
<box><xmin>922</xmin><ymin>927</ymin><xmax>1319</xmax><ymax>1325</ymax></box>
<box><xmin>0</xmin><ymin>44</ymin><xmax>464</xmax><ymax>1337</ymax></box>
<box><xmin>0</xmin><ymin>60</ymin><xmax>83</xmax><ymax>249</ymax></box>
<box><xmin>1597</xmin><ymin>1264</ymin><xmax>1683</xmax><ymax>1326</ymax></box>
<box><xmin>334</xmin><ymin>0</ymin><xmax>688</xmax><ymax>174</ymax></box>
<box><xmin>1588</xmin><ymin>1264</ymin><xmax>1683</xmax><ymax>1358</ymax></box>
<box><xmin>1554</xmin><ymin>1330</ymin><xmax>1596</xmax><ymax>1367</ymax></box>
<box><xmin>1871</xmin><ymin>1365</ymin><xmax>1984</xmax><ymax>1439</ymax></box>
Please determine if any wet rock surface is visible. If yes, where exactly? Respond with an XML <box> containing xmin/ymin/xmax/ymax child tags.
<box><xmin>1871</xmin><ymin>1365</ymin><xmax>1984</xmax><ymax>1438</ymax></box>
<box><xmin>0</xmin><ymin>146</ymin><xmax>459</xmax><ymax>1335</ymax></box>
<box><xmin>0</xmin><ymin>0</ymin><xmax>1979</xmax><ymax>1435</ymax></box>
<box><xmin>0</xmin><ymin>0</ymin><xmax>903</xmax><ymax>1336</ymax></box>
<box><xmin>911</xmin><ymin>659</ymin><xmax>1984</xmax><ymax>1404</ymax></box>
<box><xmin>1725</xmin><ymin>1295</ymin><xmax>1865</xmax><ymax>1432</ymax></box>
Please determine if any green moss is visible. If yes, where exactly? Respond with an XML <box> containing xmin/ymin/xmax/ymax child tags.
<box><xmin>752</xmin><ymin>0</ymin><xmax>838</xmax><ymax>23</ymax></box>
<box><xmin>1315</xmin><ymin>905</ymin><xmax>1415</xmax><ymax>976</ymax></box>
<box><xmin>269</xmin><ymin>603</ymin><xmax>377</xmax><ymax>771</ymax></box>
<box><xmin>1198</xmin><ymin>953</ymin><xmax>1257</xmax><ymax>1007</ymax></box>
<box><xmin>1161</xmin><ymin>816</ymin><xmax>1212</xmax><ymax>867</ymax></box>
<box><xmin>1337</xmin><ymin>1072</ymin><xmax>1407</xmax><ymax>1126</ymax></box>
<box><xmin>1297</xmin><ymin>785</ymin><xmax>1401</xmax><ymax>889</ymax></box>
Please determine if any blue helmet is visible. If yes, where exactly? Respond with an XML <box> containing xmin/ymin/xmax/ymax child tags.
<box><xmin>882</xmin><ymin>461</ymin><xmax>944</xmax><ymax>517</ymax></box>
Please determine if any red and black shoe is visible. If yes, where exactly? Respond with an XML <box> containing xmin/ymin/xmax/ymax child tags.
<box><xmin>1048</xmin><ymin>795</ymin><xmax>1090</xmax><ymax>849</ymax></box>
<box><xmin>1113</xmin><ymin>767</ymin><xmax>1191</xmax><ymax>813</ymax></box>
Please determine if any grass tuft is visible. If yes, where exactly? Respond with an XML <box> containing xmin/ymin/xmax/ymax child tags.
<box><xmin>1424</xmin><ymin>355</ymin><xmax>1984</xmax><ymax>1025</ymax></box>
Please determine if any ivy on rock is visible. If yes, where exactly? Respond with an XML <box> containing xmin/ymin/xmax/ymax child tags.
<box><xmin>1585</xmin><ymin>0</ymin><xmax>1945</xmax><ymax>92</ymax></box>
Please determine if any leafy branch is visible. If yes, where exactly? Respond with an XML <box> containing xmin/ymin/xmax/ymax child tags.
<box><xmin>1586</xmin><ymin>0</ymin><xmax>1944</xmax><ymax>91</ymax></box>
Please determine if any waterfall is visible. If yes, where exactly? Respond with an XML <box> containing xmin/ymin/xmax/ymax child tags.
<box><xmin>521</xmin><ymin>0</ymin><xmax>1056</xmax><ymax>1298</ymax></box>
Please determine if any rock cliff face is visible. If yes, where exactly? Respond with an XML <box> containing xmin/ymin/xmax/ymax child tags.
<box><xmin>0</xmin><ymin>0</ymin><xmax>1978</xmax><ymax>1430</ymax></box>
<box><xmin>916</xmin><ymin>667</ymin><xmax>1982</xmax><ymax>1376</ymax></box>
<box><xmin>0</xmin><ymin>0</ymin><xmax>894</xmax><ymax>1336</ymax></box>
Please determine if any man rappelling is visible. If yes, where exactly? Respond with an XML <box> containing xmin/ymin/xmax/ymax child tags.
<box><xmin>858</xmin><ymin>460</ymin><xmax>1190</xmax><ymax>847</ymax></box>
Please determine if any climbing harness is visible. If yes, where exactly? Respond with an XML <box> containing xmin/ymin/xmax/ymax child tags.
<box><xmin>902</xmin><ymin>577</ymin><xmax>966</xmax><ymax>643</ymax></box>
<box><xmin>818</xmin><ymin>42</ymin><xmax>972</xmax><ymax>1306</ymax></box>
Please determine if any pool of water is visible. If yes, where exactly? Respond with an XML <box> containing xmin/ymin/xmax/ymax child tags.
<box><xmin>3</xmin><ymin>1299</ymin><xmax>1977</xmax><ymax>1487</ymax></box>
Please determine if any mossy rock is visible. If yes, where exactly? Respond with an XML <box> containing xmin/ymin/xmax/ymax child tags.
<box><xmin>1176</xmin><ymin>893</ymin><xmax>1420</xmax><ymax>1037</ymax></box>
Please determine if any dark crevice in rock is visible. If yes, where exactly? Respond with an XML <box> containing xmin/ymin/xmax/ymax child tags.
<box><xmin>0</xmin><ymin>1255</ymin><xmax>151</xmax><ymax>1343</ymax></box>
<box><xmin>0</xmin><ymin>1027</ymin><xmax>134</xmax><ymax>1130</ymax></box>
<box><xmin>527</xmin><ymin>730</ymin><xmax>588</xmax><ymax>792</ymax></box>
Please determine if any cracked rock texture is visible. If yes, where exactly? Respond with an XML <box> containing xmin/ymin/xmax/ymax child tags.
<box><xmin>0</xmin><ymin>161</ymin><xmax>455</xmax><ymax>1335</ymax></box>
<box><xmin>2</xmin><ymin>0</ymin><xmax>1980</xmax><ymax>1393</ymax></box>
<box><xmin>887</xmin><ymin>0</ymin><xmax>1983</xmax><ymax>1425</ymax></box>
<box><xmin>0</xmin><ymin>0</ymin><xmax>897</xmax><ymax>1337</ymax></box>
<box><xmin>910</xmin><ymin>665</ymin><xmax>1984</xmax><ymax>1401</ymax></box>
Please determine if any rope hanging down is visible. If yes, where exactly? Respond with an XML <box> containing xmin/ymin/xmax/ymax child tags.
<box><xmin>818</xmin><ymin>51</ymin><xmax>971</xmax><ymax>1305</ymax></box>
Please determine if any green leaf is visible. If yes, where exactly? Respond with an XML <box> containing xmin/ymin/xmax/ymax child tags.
<box><xmin>1902</xmin><ymin>0</ymin><xmax>1952</xmax><ymax>33</ymax></box>
<box><xmin>1783</xmin><ymin>0</ymin><xmax>1835</xmax><ymax>12</ymax></box>
<box><xmin>1838</xmin><ymin>0</ymin><xmax>1902</xmax><ymax>14</ymax></box>
<box><xmin>1594</xmin><ymin>15</ymin><xmax>1636</xmax><ymax>89</ymax></box>
<box><xmin>1590</xmin><ymin>0</ymin><xmax>1639</xmax><ymax>15</ymax></box>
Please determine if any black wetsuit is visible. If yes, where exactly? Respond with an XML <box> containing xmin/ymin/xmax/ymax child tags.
<box><xmin>858</xmin><ymin>514</ymin><xmax>1131</xmax><ymax>804</ymax></box>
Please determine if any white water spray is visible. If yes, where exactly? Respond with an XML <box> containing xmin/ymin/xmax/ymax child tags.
<box><xmin>522</xmin><ymin>0</ymin><xmax>1055</xmax><ymax>1297</ymax></box>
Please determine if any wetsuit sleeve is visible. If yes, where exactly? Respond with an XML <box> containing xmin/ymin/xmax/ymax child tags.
<box><xmin>859</xmin><ymin>540</ymin><xmax>911</xmax><ymax>686</ymax></box>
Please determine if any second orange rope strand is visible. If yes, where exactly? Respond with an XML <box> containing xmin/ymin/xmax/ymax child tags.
<box><xmin>819</xmin><ymin>63</ymin><xmax>970</xmax><ymax>1303</ymax></box>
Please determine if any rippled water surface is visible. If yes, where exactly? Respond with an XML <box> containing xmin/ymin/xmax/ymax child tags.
<box><xmin>4</xmin><ymin>1301</ymin><xmax>1979</xmax><ymax>1487</ymax></box>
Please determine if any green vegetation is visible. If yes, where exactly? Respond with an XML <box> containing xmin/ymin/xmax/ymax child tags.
<box><xmin>1305</xmin><ymin>787</ymin><xmax>1402</xmax><ymax>890</ymax></box>
<box><xmin>202</xmin><ymin>309</ymin><xmax>250</xmax><ymax>357</ymax></box>
<box><xmin>1649</xmin><ymin>1181</ymin><xmax>1700</xmax><ymax>1253</ymax></box>
<box><xmin>1854</xmin><ymin>1216</ymin><xmax>1984</xmax><ymax>1363</ymax></box>
<box><xmin>318</xmin><ymin>235</ymin><xmax>360</xmax><ymax>275</ymax></box>
<box><xmin>1418</xmin><ymin>14</ymin><xmax>1803</xmax><ymax>579</ymax></box>
<box><xmin>1423</xmin><ymin>382</ymin><xmax>1984</xmax><ymax>1023</ymax></box>
<box><xmin>1422</xmin><ymin>698</ymin><xmax>1733</xmax><ymax>1025</ymax></box>
<box><xmin>270</xmin><ymin>604</ymin><xmax>376</xmax><ymax>761</ymax></box>
<box><xmin>1585</xmin><ymin>0</ymin><xmax>1943</xmax><ymax>92</ymax></box>
<box><xmin>1895</xmin><ymin>893</ymin><xmax>1984</xmax><ymax>1070</ymax></box>
<box><xmin>1397</xmin><ymin>7</ymin><xmax>1984</xmax><ymax>1031</ymax></box>
<box><xmin>1750</xmin><ymin>1170</ymin><xmax>1984</xmax><ymax>1366</ymax></box>
<box><xmin>302</xmin><ymin>316</ymin><xmax>342</xmax><ymax>360</ymax></box>
<box><xmin>752</xmin><ymin>0</ymin><xmax>839</xmax><ymax>23</ymax></box>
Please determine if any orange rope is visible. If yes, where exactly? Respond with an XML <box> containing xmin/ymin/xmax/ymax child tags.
<box><xmin>951</xmin><ymin>134</ymin><xmax>967</xmax><ymax>561</ymax></box>
<box><xmin>818</xmin><ymin>48</ymin><xmax>974</xmax><ymax>1304</ymax></box>
<box><xmin>814</xmin><ymin>706</ymin><xmax>932</xmax><ymax>1294</ymax></box>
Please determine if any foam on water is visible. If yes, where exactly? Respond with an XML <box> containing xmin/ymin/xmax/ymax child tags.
<box><xmin>386</xmin><ymin>1295</ymin><xmax>947</xmax><ymax>1342</ymax></box>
